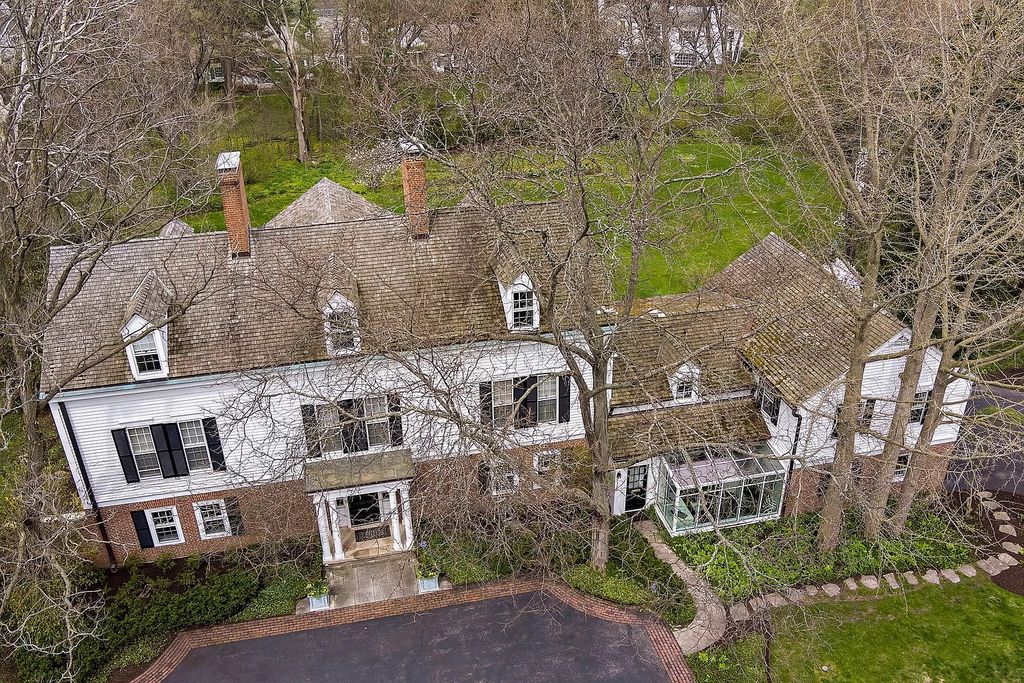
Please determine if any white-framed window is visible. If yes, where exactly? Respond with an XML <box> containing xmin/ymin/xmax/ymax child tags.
<box><xmin>511</xmin><ymin>288</ymin><xmax>537</xmax><ymax>329</ymax></box>
<box><xmin>536</xmin><ymin>375</ymin><xmax>559</xmax><ymax>423</ymax></box>
<box><xmin>146</xmin><ymin>506</ymin><xmax>184</xmax><ymax>546</ymax></box>
<box><xmin>131</xmin><ymin>334</ymin><xmax>163</xmax><ymax>374</ymax></box>
<box><xmin>910</xmin><ymin>390</ymin><xmax>932</xmax><ymax>425</ymax></box>
<box><xmin>671</xmin><ymin>364</ymin><xmax>700</xmax><ymax>402</ymax></box>
<box><xmin>193</xmin><ymin>500</ymin><xmax>231</xmax><ymax>539</ymax></box>
<box><xmin>893</xmin><ymin>452</ymin><xmax>911</xmax><ymax>482</ymax></box>
<box><xmin>178</xmin><ymin>420</ymin><xmax>211</xmax><ymax>470</ymax></box>
<box><xmin>534</xmin><ymin>450</ymin><xmax>559</xmax><ymax>475</ymax></box>
<box><xmin>491</xmin><ymin>379</ymin><xmax>515</xmax><ymax>424</ymax></box>
<box><xmin>857</xmin><ymin>398</ymin><xmax>877</xmax><ymax>430</ymax></box>
<box><xmin>324</xmin><ymin>292</ymin><xmax>359</xmax><ymax>356</ymax></box>
<box><xmin>759</xmin><ymin>387</ymin><xmax>781</xmax><ymax>426</ymax></box>
<box><xmin>127</xmin><ymin>426</ymin><xmax>162</xmax><ymax>480</ymax></box>
<box><xmin>484</xmin><ymin>459</ymin><xmax>518</xmax><ymax>495</ymax></box>
<box><xmin>364</xmin><ymin>395</ymin><xmax>390</xmax><ymax>448</ymax></box>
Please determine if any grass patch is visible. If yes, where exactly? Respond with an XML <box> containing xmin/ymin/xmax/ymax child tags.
<box><xmin>771</xmin><ymin>576</ymin><xmax>1024</xmax><ymax>682</ymax></box>
<box><xmin>688</xmin><ymin>634</ymin><xmax>768</xmax><ymax>683</ymax></box>
<box><xmin>666</xmin><ymin>507</ymin><xmax>976</xmax><ymax>603</ymax></box>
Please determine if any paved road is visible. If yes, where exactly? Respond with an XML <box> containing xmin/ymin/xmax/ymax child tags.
<box><xmin>947</xmin><ymin>382</ymin><xmax>1024</xmax><ymax>496</ymax></box>
<box><xmin>163</xmin><ymin>592</ymin><xmax>670</xmax><ymax>683</ymax></box>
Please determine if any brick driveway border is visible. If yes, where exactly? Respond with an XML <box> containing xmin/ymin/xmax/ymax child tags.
<box><xmin>133</xmin><ymin>577</ymin><xmax>694</xmax><ymax>683</ymax></box>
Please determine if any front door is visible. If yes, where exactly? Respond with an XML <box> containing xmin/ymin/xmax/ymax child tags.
<box><xmin>624</xmin><ymin>464</ymin><xmax>649</xmax><ymax>512</ymax></box>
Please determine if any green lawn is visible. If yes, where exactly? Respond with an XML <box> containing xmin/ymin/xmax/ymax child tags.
<box><xmin>193</xmin><ymin>95</ymin><xmax>837</xmax><ymax>296</ymax></box>
<box><xmin>770</xmin><ymin>576</ymin><xmax>1024</xmax><ymax>682</ymax></box>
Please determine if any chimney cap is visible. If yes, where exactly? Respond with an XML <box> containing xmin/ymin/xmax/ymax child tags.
<box><xmin>216</xmin><ymin>151</ymin><xmax>241</xmax><ymax>172</ymax></box>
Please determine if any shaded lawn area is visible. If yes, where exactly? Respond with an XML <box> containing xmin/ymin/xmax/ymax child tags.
<box><xmin>771</xmin><ymin>576</ymin><xmax>1024</xmax><ymax>682</ymax></box>
<box><xmin>193</xmin><ymin>95</ymin><xmax>836</xmax><ymax>296</ymax></box>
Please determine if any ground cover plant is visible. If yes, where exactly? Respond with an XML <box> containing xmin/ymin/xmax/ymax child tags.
<box><xmin>688</xmin><ymin>634</ymin><xmax>768</xmax><ymax>683</ymax></box>
<box><xmin>666</xmin><ymin>505</ymin><xmax>976</xmax><ymax>602</ymax></box>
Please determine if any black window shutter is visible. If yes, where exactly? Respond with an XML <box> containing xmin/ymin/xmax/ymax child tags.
<box><xmin>300</xmin><ymin>405</ymin><xmax>321</xmax><ymax>458</ymax></box>
<box><xmin>479</xmin><ymin>382</ymin><xmax>493</xmax><ymax>425</ymax></box>
<box><xmin>113</xmin><ymin>429</ymin><xmax>140</xmax><ymax>483</ymax></box>
<box><xmin>516</xmin><ymin>376</ymin><xmax>538</xmax><ymax>427</ymax></box>
<box><xmin>225</xmin><ymin>497</ymin><xmax>245</xmax><ymax>536</ymax></box>
<box><xmin>558</xmin><ymin>375</ymin><xmax>571</xmax><ymax>423</ymax></box>
<box><xmin>340</xmin><ymin>399</ymin><xmax>368</xmax><ymax>453</ymax></box>
<box><xmin>131</xmin><ymin>510</ymin><xmax>154</xmax><ymax>549</ymax></box>
<box><xmin>204</xmin><ymin>418</ymin><xmax>226</xmax><ymax>471</ymax></box>
<box><xmin>477</xmin><ymin>462</ymin><xmax>491</xmax><ymax>492</ymax></box>
<box><xmin>151</xmin><ymin>425</ymin><xmax>178</xmax><ymax>478</ymax></box>
<box><xmin>165</xmin><ymin>423</ymin><xmax>188</xmax><ymax>476</ymax></box>
<box><xmin>387</xmin><ymin>394</ymin><xmax>403</xmax><ymax>446</ymax></box>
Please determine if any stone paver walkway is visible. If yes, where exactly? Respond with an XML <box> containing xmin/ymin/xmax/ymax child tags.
<box><xmin>635</xmin><ymin>520</ymin><xmax>728</xmax><ymax>655</ymax></box>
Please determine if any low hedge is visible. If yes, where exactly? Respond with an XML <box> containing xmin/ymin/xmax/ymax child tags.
<box><xmin>562</xmin><ymin>565</ymin><xmax>654</xmax><ymax>605</ymax></box>
<box><xmin>667</xmin><ymin>505</ymin><xmax>976</xmax><ymax>602</ymax></box>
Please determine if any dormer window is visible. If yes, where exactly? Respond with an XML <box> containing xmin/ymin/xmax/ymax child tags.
<box><xmin>512</xmin><ymin>289</ymin><xmax>536</xmax><ymax>329</ymax></box>
<box><xmin>132</xmin><ymin>334</ymin><xmax>163</xmax><ymax>373</ymax></box>
<box><xmin>324</xmin><ymin>292</ymin><xmax>359</xmax><ymax>356</ymax></box>
<box><xmin>670</xmin><ymin>364</ymin><xmax>700</xmax><ymax>403</ymax></box>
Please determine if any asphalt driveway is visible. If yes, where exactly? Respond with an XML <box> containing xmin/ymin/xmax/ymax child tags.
<box><xmin>947</xmin><ymin>382</ymin><xmax>1024</xmax><ymax>496</ymax></box>
<box><xmin>162</xmin><ymin>591</ymin><xmax>672</xmax><ymax>683</ymax></box>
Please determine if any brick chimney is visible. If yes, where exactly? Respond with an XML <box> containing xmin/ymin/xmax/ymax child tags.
<box><xmin>401</xmin><ymin>157</ymin><xmax>429</xmax><ymax>239</ymax></box>
<box><xmin>216</xmin><ymin>151</ymin><xmax>251</xmax><ymax>257</ymax></box>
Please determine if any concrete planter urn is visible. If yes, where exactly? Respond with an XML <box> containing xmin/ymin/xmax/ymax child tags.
<box><xmin>417</xmin><ymin>575</ymin><xmax>440</xmax><ymax>593</ymax></box>
<box><xmin>306</xmin><ymin>580</ymin><xmax>330</xmax><ymax>611</ymax></box>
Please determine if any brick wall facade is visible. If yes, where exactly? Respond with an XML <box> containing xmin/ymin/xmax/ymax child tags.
<box><xmin>94</xmin><ymin>480</ymin><xmax>316</xmax><ymax>566</ymax></box>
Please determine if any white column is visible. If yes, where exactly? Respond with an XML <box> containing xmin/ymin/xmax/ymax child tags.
<box><xmin>400</xmin><ymin>482</ymin><xmax>414</xmax><ymax>550</ymax></box>
<box><xmin>329</xmin><ymin>496</ymin><xmax>346</xmax><ymax>561</ymax></box>
<box><xmin>313</xmin><ymin>494</ymin><xmax>333</xmax><ymax>563</ymax></box>
<box><xmin>388</xmin><ymin>489</ymin><xmax>402</xmax><ymax>551</ymax></box>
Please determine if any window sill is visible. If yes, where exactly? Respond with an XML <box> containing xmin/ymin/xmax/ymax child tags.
<box><xmin>153</xmin><ymin>539</ymin><xmax>186</xmax><ymax>547</ymax></box>
<box><xmin>198</xmin><ymin>531</ymin><xmax>231</xmax><ymax>541</ymax></box>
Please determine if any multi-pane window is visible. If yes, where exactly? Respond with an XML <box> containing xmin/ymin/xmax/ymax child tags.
<box><xmin>326</xmin><ymin>310</ymin><xmax>357</xmax><ymax>354</ymax></box>
<box><xmin>178</xmin><ymin>420</ymin><xmax>211</xmax><ymax>470</ymax></box>
<box><xmin>485</xmin><ymin>460</ymin><xmax>518</xmax><ymax>495</ymax></box>
<box><xmin>511</xmin><ymin>289</ymin><xmax>536</xmax><ymax>329</ymax></box>
<box><xmin>536</xmin><ymin>376</ymin><xmax>558</xmax><ymax>424</ymax></box>
<box><xmin>857</xmin><ymin>398</ymin><xmax>877</xmax><ymax>430</ymax></box>
<box><xmin>364</xmin><ymin>396</ymin><xmax>390</xmax><ymax>448</ymax></box>
<box><xmin>676</xmin><ymin>377</ymin><xmax>697</xmax><ymax>401</ymax></box>
<box><xmin>534</xmin><ymin>450</ymin><xmax>558</xmax><ymax>475</ymax></box>
<box><xmin>491</xmin><ymin>379</ymin><xmax>515</xmax><ymax>424</ymax></box>
<box><xmin>894</xmin><ymin>452</ymin><xmax>911</xmax><ymax>482</ymax></box>
<box><xmin>132</xmin><ymin>334</ymin><xmax>162</xmax><ymax>373</ymax></box>
<box><xmin>148</xmin><ymin>507</ymin><xmax>182</xmax><ymax>545</ymax></box>
<box><xmin>910</xmin><ymin>390</ymin><xmax>932</xmax><ymax>425</ymax></box>
<box><xmin>127</xmin><ymin>426</ymin><xmax>162</xmax><ymax>479</ymax></box>
<box><xmin>759</xmin><ymin>388</ymin><xmax>781</xmax><ymax>426</ymax></box>
<box><xmin>194</xmin><ymin>500</ymin><xmax>230</xmax><ymax>539</ymax></box>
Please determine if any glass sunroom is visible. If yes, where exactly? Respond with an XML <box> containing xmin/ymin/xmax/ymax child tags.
<box><xmin>653</xmin><ymin>446</ymin><xmax>787</xmax><ymax>536</ymax></box>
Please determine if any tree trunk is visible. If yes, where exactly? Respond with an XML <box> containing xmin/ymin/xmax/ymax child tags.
<box><xmin>588</xmin><ymin>356</ymin><xmax>613</xmax><ymax>570</ymax></box>
<box><xmin>222</xmin><ymin>57</ymin><xmax>236</xmax><ymax>114</ymax></box>
<box><xmin>862</xmin><ymin>291</ymin><xmax>939</xmax><ymax>538</ymax></box>
<box><xmin>291</xmin><ymin>80</ymin><xmax>310</xmax><ymax>163</ymax></box>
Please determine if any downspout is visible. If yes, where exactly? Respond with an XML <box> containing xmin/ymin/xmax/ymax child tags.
<box><xmin>784</xmin><ymin>406</ymin><xmax>803</xmax><ymax>517</ymax></box>
<box><xmin>56</xmin><ymin>402</ymin><xmax>117</xmax><ymax>568</ymax></box>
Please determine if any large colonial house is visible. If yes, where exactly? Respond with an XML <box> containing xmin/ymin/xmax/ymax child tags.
<box><xmin>43</xmin><ymin>153</ymin><xmax>969</xmax><ymax>571</ymax></box>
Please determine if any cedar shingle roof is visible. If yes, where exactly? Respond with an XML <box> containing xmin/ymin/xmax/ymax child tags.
<box><xmin>42</xmin><ymin>200</ymin><xmax>594</xmax><ymax>392</ymax></box>
<box><xmin>609</xmin><ymin>399</ymin><xmax>769</xmax><ymax>463</ymax></box>
<box><xmin>610</xmin><ymin>292</ymin><xmax>753</xmax><ymax>408</ymax></box>
<box><xmin>263</xmin><ymin>178</ymin><xmax>395</xmax><ymax>227</ymax></box>
<box><xmin>704</xmin><ymin>233</ymin><xmax>904</xmax><ymax>405</ymax></box>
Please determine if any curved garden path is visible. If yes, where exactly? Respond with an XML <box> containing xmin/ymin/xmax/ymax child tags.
<box><xmin>635</xmin><ymin>520</ymin><xmax>728</xmax><ymax>654</ymax></box>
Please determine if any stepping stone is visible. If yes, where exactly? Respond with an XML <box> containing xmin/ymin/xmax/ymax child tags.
<box><xmin>804</xmin><ymin>585</ymin><xmax>820</xmax><ymax>598</ymax></box>
<box><xmin>859</xmin><ymin>575</ymin><xmax>879</xmax><ymax>590</ymax></box>
<box><xmin>729</xmin><ymin>603</ymin><xmax>751</xmax><ymax>622</ymax></box>
<box><xmin>923</xmin><ymin>569</ymin><xmax>941</xmax><ymax>585</ymax></box>
<box><xmin>999</xmin><ymin>553</ymin><xmax>1020</xmax><ymax>567</ymax></box>
<box><xmin>1002</xmin><ymin>541</ymin><xmax>1023</xmax><ymax>554</ymax></box>
<box><xmin>748</xmin><ymin>596</ymin><xmax>766</xmax><ymax>612</ymax></box>
<box><xmin>843</xmin><ymin>578</ymin><xmax>859</xmax><ymax>591</ymax></box>
<box><xmin>978</xmin><ymin>558</ymin><xmax>1004</xmax><ymax>576</ymax></box>
<box><xmin>784</xmin><ymin>587</ymin><xmax>806</xmax><ymax>604</ymax></box>
<box><xmin>994</xmin><ymin>511</ymin><xmax>1011</xmax><ymax>521</ymax></box>
<box><xmin>940</xmin><ymin>568</ymin><xmax>961</xmax><ymax>583</ymax></box>
<box><xmin>958</xmin><ymin>564</ymin><xmax>977</xmax><ymax>578</ymax></box>
<box><xmin>902</xmin><ymin>571</ymin><xmax>919</xmax><ymax>586</ymax></box>
<box><xmin>765</xmin><ymin>592</ymin><xmax>788</xmax><ymax>608</ymax></box>
<box><xmin>883</xmin><ymin>573</ymin><xmax>900</xmax><ymax>589</ymax></box>
<box><xmin>822</xmin><ymin>583</ymin><xmax>842</xmax><ymax>597</ymax></box>
<box><xmin>999</xmin><ymin>524</ymin><xmax>1018</xmax><ymax>537</ymax></box>
<box><xmin>978</xmin><ymin>491</ymin><xmax>994</xmax><ymax>499</ymax></box>
<box><xmin>981</xmin><ymin>500</ymin><xmax>1001</xmax><ymax>510</ymax></box>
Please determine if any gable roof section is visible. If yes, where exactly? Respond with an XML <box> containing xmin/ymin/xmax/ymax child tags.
<box><xmin>704</xmin><ymin>233</ymin><xmax>904</xmax><ymax>405</ymax></box>
<box><xmin>263</xmin><ymin>178</ymin><xmax>394</xmax><ymax>228</ymax></box>
<box><xmin>610</xmin><ymin>292</ymin><xmax>752</xmax><ymax>408</ymax></box>
<box><xmin>42</xmin><ymin>202</ymin><xmax>592</xmax><ymax>392</ymax></box>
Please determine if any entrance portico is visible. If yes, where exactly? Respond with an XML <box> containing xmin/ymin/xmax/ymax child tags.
<box><xmin>305</xmin><ymin>449</ymin><xmax>416</xmax><ymax>563</ymax></box>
